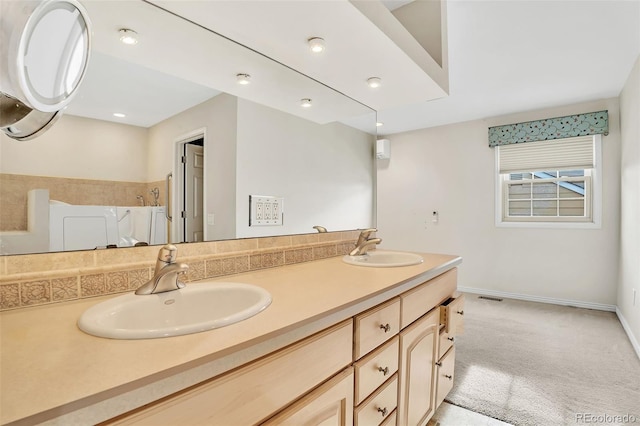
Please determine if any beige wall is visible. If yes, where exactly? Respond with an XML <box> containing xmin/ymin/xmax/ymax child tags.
<box><xmin>147</xmin><ymin>94</ymin><xmax>238</xmax><ymax>242</ymax></box>
<box><xmin>618</xmin><ymin>55</ymin><xmax>640</xmax><ymax>352</ymax></box>
<box><xmin>377</xmin><ymin>98</ymin><xmax>621</xmax><ymax>306</ymax></box>
<box><xmin>0</xmin><ymin>115</ymin><xmax>149</xmax><ymax>182</ymax></box>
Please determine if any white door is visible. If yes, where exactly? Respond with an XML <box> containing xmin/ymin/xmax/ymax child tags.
<box><xmin>184</xmin><ymin>143</ymin><xmax>204</xmax><ymax>242</ymax></box>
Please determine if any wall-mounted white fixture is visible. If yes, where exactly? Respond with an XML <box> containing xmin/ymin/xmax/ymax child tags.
<box><xmin>376</xmin><ymin>122</ymin><xmax>384</xmax><ymax>127</ymax></box>
<box><xmin>376</xmin><ymin>138</ymin><xmax>390</xmax><ymax>160</ymax></box>
<box><xmin>236</xmin><ymin>73</ymin><xmax>251</xmax><ymax>85</ymax></box>
<box><xmin>367</xmin><ymin>77</ymin><xmax>382</xmax><ymax>88</ymax></box>
<box><xmin>308</xmin><ymin>37</ymin><xmax>325</xmax><ymax>53</ymax></box>
<box><xmin>119</xmin><ymin>29</ymin><xmax>138</xmax><ymax>45</ymax></box>
<box><xmin>1</xmin><ymin>0</ymin><xmax>92</xmax><ymax>141</ymax></box>
<box><xmin>113</xmin><ymin>112</ymin><xmax>126</xmax><ymax>118</ymax></box>
<box><xmin>300</xmin><ymin>98</ymin><xmax>312</xmax><ymax>108</ymax></box>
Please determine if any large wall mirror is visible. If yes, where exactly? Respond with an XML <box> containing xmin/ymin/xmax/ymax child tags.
<box><xmin>0</xmin><ymin>0</ymin><xmax>377</xmax><ymax>255</ymax></box>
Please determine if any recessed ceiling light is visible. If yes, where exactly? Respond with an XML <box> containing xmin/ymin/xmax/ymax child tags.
<box><xmin>376</xmin><ymin>122</ymin><xmax>384</xmax><ymax>127</ymax></box>
<box><xmin>308</xmin><ymin>37</ymin><xmax>325</xmax><ymax>53</ymax></box>
<box><xmin>300</xmin><ymin>98</ymin><xmax>312</xmax><ymax>108</ymax></box>
<box><xmin>367</xmin><ymin>77</ymin><xmax>382</xmax><ymax>88</ymax></box>
<box><xmin>236</xmin><ymin>73</ymin><xmax>251</xmax><ymax>85</ymax></box>
<box><xmin>119</xmin><ymin>29</ymin><xmax>138</xmax><ymax>45</ymax></box>
<box><xmin>113</xmin><ymin>112</ymin><xmax>126</xmax><ymax>118</ymax></box>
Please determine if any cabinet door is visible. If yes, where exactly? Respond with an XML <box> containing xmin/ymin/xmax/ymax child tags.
<box><xmin>262</xmin><ymin>368</ymin><xmax>354</xmax><ymax>426</ymax></box>
<box><xmin>397</xmin><ymin>309</ymin><xmax>439</xmax><ymax>426</ymax></box>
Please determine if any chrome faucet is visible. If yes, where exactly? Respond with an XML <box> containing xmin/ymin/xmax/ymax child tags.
<box><xmin>135</xmin><ymin>244</ymin><xmax>189</xmax><ymax>295</ymax></box>
<box><xmin>350</xmin><ymin>228</ymin><xmax>382</xmax><ymax>256</ymax></box>
<box><xmin>313</xmin><ymin>225</ymin><xmax>327</xmax><ymax>233</ymax></box>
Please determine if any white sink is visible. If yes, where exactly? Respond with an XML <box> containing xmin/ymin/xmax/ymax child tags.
<box><xmin>342</xmin><ymin>250</ymin><xmax>424</xmax><ymax>268</ymax></box>
<box><xmin>78</xmin><ymin>282</ymin><xmax>271</xmax><ymax>339</ymax></box>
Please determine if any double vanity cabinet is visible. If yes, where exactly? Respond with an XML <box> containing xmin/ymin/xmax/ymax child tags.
<box><xmin>104</xmin><ymin>269</ymin><xmax>464</xmax><ymax>426</ymax></box>
<box><xmin>0</xmin><ymin>252</ymin><xmax>463</xmax><ymax>426</ymax></box>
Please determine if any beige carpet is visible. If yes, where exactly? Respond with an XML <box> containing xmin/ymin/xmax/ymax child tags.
<box><xmin>446</xmin><ymin>295</ymin><xmax>640</xmax><ymax>426</ymax></box>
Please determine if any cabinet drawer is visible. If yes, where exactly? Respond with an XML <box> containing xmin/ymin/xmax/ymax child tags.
<box><xmin>354</xmin><ymin>336</ymin><xmax>399</xmax><ymax>405</ymax></box>
<box><xmin>438</xmin><ymin>329</ymin><xmax>456</xmax><ymax>359</ymax></box>
<box><xmin>380</xmin><ymin>409</ymin><xmax>397</xmax><ymax>426</ymax></box>
<box><xmin>436</xmin><ymin>346</ymin><xmax>456</xmax><ymax>408</ymax></box>
<box><xmin>354</xmin><ymin>298</ymin><xmax>400</xmax><ymax>359</ymax></box>
<box><xmin>401</xmin><ymin>268</ymin><xmax>457</xmax><ymax>329</ymax></box>
<box><xmin>106</xmin><ymin>320</ymin><xmax>353</xmax><ymax>426</ymax></box>
<box><xmin>440</xmin><ymin>293</ymin><xmax>465</xmax><ymax>336</ymax></box>
<box><xmin>262</xmin><ymin>368</ymin><xmax>354</xmax><ymax>425</ymax></box>
<box><xmin>355</xmin><ymin>375</ymin><xmax>398</xmax><ymax>426</ymax></box>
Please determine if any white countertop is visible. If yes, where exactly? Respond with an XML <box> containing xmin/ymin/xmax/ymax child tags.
<box><xmin>0</xmin><ymin>252</ymin><xmax>461</xmax><ymax>425</ymax></box>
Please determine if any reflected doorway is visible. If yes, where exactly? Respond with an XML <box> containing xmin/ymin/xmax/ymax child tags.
<box><xmin>180</xmin><ymin>137</ymin><xmax>204</xmax><ymax>242</ymax></box>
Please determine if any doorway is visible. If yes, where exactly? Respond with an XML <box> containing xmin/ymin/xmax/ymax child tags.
<box><xmin>180</xmin><ymin>138</ymin><xmax>204</xmax><ymax>243</ymax></box>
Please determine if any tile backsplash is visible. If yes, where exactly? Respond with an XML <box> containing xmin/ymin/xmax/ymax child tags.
<box><xmin>0</xmin><ymin>231</ymin><xmax>359</xmax><ymax>311</ymax></box>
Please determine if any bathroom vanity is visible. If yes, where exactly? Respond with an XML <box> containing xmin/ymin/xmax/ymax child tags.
<box><xmin>0</xmin><ymin>252</ymin><xmax>462</xmax><ymax>425</ymax></box>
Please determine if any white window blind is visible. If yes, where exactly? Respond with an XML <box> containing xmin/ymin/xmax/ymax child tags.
<box><xmin>498</xmin><ymin>135</ymin><xmax>595</xmax><ymax>174</ymax></box>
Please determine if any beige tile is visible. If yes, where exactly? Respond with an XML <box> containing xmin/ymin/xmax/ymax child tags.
<box><xmin>256</xmin><ymin>236</ymin><xmax>292</xmax><ymax>249</ymax></box>
<box><xmin>250</xmin><ymin>252</ymin><xmax>285</xmax><ymax>270</ymax></box>
<box><xmin>205</xmin><ymin>258</ymin><xmax>224</xmax><ymax>278</ymax></box>
<box><xmin>235</xmin><ymin>256</ymin><xmax>249</xmax><ymax>274</ymax></box>
<box><xmin>20</xmin><ymin>280</ymin><xmax>51</xmax><ymax>306</ymax></box>
<box><xmin>176</xmin><ymin>241</ymin><xmax>216</xmax><ymax>258</ymax></box>
<box><xmin>80</xmin><ymin>273</ymin><xmax>105</xmax><ymax>297</ymax></box>
<box><xmin>284</xmin><ymin>248</ymin><xmax>313</xmax><ymax>265</ymax></box>
<box><xmin>184</xmin><ymin>261</ymin><xmax>205</xmax><ymax>282</ymax></box>
<box><xmin>106</xmin><ymin>271</ymin><xmax>129</xmax><ymax>293</ymax></box>
<box><xmin>318</xmin><ymin>232</ymin><xmax>343</xmax><ymax>243</ymax></box>
<box><xmin>337</xmin><ymin>242</ymin><xmax>355</xmax><ymax>255</ymax></box>
<box><xmin>290</xmin><ymin>233</ymin><xmax>319</xmax><ymax>246</ymax></box>
<box><xmin>5</xmin><ymin>251</ymin><xmax>95</xmax><ymax>274</ymax></box>
<box><xmin>128</xmin><ymin>268</ymin><xmax>150</xmax><ymax>290</ymax></box>
<box><xmin>313</xmin><ymin>244</ymin><xmax>338</xmax><ymax>260</ymax></box>
<box><xmin>216</xmin><ymin>239</ymin><xmax>258</xmax><ymax>254</ymax></box>
<box><xmin>94</xmin><ymin>245</ymin><xmax>157</xmax><ymax>267</ymax></box>
<box><xmin>0</xmin><ymin>257</ymin><xmax>5</xmax><ymax>276</ymax></box>
<box><xmin>0</xmin><ymin>283</ymin><xmax>20</xmax><ymax>310</ymax></box>
<box><xmin>52</xmin><ymin>277</ymin><xmax>79</xmax><ymax>301</ymax></box>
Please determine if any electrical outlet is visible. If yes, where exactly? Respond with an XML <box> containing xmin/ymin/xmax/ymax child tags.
<box><xmin>207</xmin><ymin>213</ymin><xmax>215</xmax><ymax>226</ymax></box>
<box><xmin>249</xmin><ymin>195</ymin><xmax>284</xmax><ymax>226</ymax></box>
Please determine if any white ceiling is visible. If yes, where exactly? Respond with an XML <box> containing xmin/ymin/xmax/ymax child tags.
<box><xmin>152</xmin><ymin>0</ymin><xmax>640</xmax><ymax>135</ymax></box>
<box><xmin>71</xmin><ymin>0</ymin><xmax>640</xmax><ymax>136</ymax></box>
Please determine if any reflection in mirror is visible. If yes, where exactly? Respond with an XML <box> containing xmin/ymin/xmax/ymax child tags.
<box><xmin>0</xmin><ymin>0</ymin><xmax>377</xmax><ymax>255</ymax></box>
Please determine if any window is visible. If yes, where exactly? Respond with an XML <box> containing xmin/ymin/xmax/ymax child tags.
<box><xmin>496</xmin><ymin>135</ymin><xmax>601</xmax><ymax>227</ymax></box>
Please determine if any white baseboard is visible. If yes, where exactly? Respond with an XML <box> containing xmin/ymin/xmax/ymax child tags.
<box><xmin>616</xmin><ymin>308</ymin><xmax>640</xmax><ymax>361</ymax></box>
<box><xmin>457</xmin><ymin>286</ymin><xmax>617</xmax><ymax>312</ymax></box>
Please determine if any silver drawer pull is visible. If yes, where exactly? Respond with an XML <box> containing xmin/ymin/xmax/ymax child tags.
<box><xmin>377</xmin><ymin>407</ymin><xmax>388</xmax><ymax>417</ymax></box>
<box><xmin>447</xmin><ymin>337</ymin><xmax>455</xmax><ymax>342</ymax></box>
<box><xmin>378</xmin><ymin>366</ymin><xmax>389</xmax><ymax>376</ymax></box>
<box><xmin>435</xmin><ymin>361</ymin><xmax>442</xmax><ymax>367</ymax></box>
<box><xmin>444</xmin><ymin>374</ymin><xmax>453</xmax><ymax>380</ymax></box>
<box><xmin>379</xmin><ymin>323</ymin><xmax>391</xmax><ymax>333</ymax></box>
<box><xmin>457</xmin><ymin>310</ymin><xmax>464</xmax><ymax>316</ymax></box>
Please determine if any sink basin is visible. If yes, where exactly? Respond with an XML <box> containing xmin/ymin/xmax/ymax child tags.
<box><xmin>342</xmin><ymin>250</ymin><xmax>424</xmax><ymax>268</ymax></box>
<box><xmin>78</xmin><ymin>282</ymin><xmax>271</xmax><ymax>339</ymax></box>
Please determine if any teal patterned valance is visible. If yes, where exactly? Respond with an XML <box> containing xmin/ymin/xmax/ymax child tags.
<box><xmin>488</xmin><ymin>110</ymin><xmax>608</xmax><ymax>147</ymax></box>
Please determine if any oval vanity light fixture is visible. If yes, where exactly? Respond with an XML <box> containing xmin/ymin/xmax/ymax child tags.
<box><xmin>308</xmin><ymin>37</ymin><xmax>325</xmax><ymax>53</ymax></box>
<box><xmin>236</xmin><ymin>73</ymin><xmax>251</xmax><ymax>85</ymax></box>
<box><xmin>300</xmin><ymin>98</ymin><xmax>312</xmax><ymax>108</ymax></box>
<box><xmin>113</xmin><ymin>112</ymin><xmax>126</xmax><ymax>118</ymax></box>
<box><xmin>376</xmin><ymin>122</ymin><xmax>384</xmax><ymax>127</ymax></box>
<box><xmin>367</xmin><ymin>77</ymin><xmax>382</xmax><ymax>88</ymax></box>
<box><xmin>119</xmin><ymin>29</ymin><xmax>138</xmax><ymax>45</ymax></box>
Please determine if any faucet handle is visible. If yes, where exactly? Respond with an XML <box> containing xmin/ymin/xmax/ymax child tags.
<box><xmin>157</xmin><ymin>244</ymin><xmax>177</xmax><ymax>263</ymax></box>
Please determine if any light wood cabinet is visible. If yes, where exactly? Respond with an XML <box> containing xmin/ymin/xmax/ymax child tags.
<box><xmin>397</xmin><ymin>308</ymin><xmax>440</xmax><ymax>426</ymax></box>
<box><xmin>106</xmin><ymin>320</ymin><xmax>353</xmax><ymax>426</ymax></box>
<box><xmin>106</xmin><ymin>267</ymin><xmax>462</xmax><ymax>426</ymax></box>
<box><xmin>262</xmin><ymin>368</ymin><xmax>354</xmax><ymax>426</ymax></box>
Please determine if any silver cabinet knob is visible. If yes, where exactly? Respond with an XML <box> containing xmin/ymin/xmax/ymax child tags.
<box><xmin>377</xmin><ymin>407</ymin><xmax>388</xmax><ymax>417</ymax></box>
<box><xmin>445</xmin><ymin>374</ymin><xmax>453</xmax><ymax>380</ymax></box>
<box><xmin>457</xmin><ymin>310</ymin><xmax>464</xmax><ymax>316</ymax></box>
<box><xmin>379</xmin><ymin>323</ymin><xmax>391</xmax><ymax>333</ymax></box>
<box><xmin>378</xmin><ymin>366</ymin><xmax>389</xmax><ymax>376</ymax></box>
<box><xmin>447</xmin><ymin>337</ymin><xmax>455</xmax><ymax>342</ymax></box>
